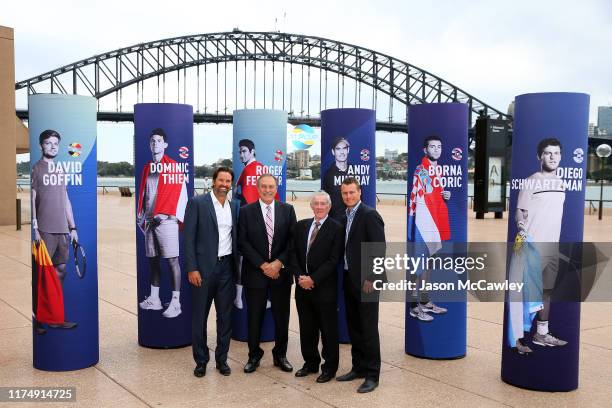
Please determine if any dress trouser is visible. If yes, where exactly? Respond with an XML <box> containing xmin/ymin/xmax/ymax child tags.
<box><xmin>343</xmin><ymin>273</ymin><xmax>381</xmax><ymax>382</ymax></box>
<box><xmin>192</xmin><ymin>256</ymin><xmax>235</xmax><ymax>364</ymax></box>
<box><xmin>296</xmin><ymin>290</ymin><xmax>339</xmax><ymax>374</ymax></box>
<box><xmin>245</xmin><ymin>284</ymin><xmax>291</xmax><ymax>360</ymax></box>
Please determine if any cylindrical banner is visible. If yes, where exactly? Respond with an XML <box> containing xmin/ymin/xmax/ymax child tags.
<box><xmin>232</xmin><ymin>109</ymin><xmax>288</xmax><ymax>341</ymax></box>
<box><xmin>321</xmin><ymin>108</ymin><xmax>376</xmax><ymax>343</ymax></box>
<box><xmin>501</xmin><ymin>92</ymin><xmax>589</xmax><ymax>391</ymax></box>
<box><xmin>134</xmin><ymin>103</ymin><xmax>194</xmax><ymax>348</ymax></box>
<box><xmin>405</xmin><ymin>103</ymin><xmax>468</xmax><ymax>359</ymax></box>
<box><xmin>29</xmin><ymin>94</ymin><xmax>98</xmax><ymax>371</ymax></box>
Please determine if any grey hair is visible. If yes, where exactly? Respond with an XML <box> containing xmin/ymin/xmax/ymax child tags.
<box><xmin>310</xmin><ymin>190</ymin><xmax>332</xmax><ymax>206</ymax></box>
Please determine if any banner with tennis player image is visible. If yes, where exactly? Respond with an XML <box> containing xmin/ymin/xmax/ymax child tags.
<box><xmin>405</xmin><ymin>103</ymin><xmax>469</xmax><ymax>359</ymax></box>
<box><xmin>134</xmin><ymin>103</ymin><xmax>194</xmax><ymax>348</ymax></box>
<box><xmin>501</xmin><ymin>92</ymin><xmax>589</xmax><ymax>392</ymax></box>
<box><xmin>29</xmin><ymin>94</ymin><xmax>98</xmax><ymax>371</ymax></box>
<box><xmin>231</xmin><ymin>109</ymin><xmax>288</xmax><ymax>341</ymax></box>
<box><xmin>320</xmin><ymin>108</ymin><xmax>377</xmax><ymax>343</ymax></box>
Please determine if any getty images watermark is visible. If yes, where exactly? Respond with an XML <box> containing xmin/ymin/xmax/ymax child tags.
<box><xmin>371</xmin><ymin>252</ymin><xmax>526</xmax><ymax>292</ymax></box>
<box><xmin>359</xmin><ymin>242</ymin><xmax>612</xmax><ymax>303</ymax></box>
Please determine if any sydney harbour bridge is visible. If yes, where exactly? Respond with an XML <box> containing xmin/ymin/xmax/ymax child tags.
<box><xmin>15</xmin><ymin>30</ymin><xmax>509</xmax><ymax>133</ymax></box>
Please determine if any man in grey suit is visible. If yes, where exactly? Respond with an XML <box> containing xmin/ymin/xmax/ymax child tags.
<box><xmin>184</xmin><ymin>167</ymin><xmax>240</xmax><ymax>377</ymax></box>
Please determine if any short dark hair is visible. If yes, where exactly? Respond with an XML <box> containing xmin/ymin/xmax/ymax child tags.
<box><xmin>39</xmin><ymin>129</ymin><xmax>61</xmax><ymax>146</ymax></box>
<box><xmin>341</xmin><ymin>177</ymin><xmax>361</xmax><ymax>190</ymax></box>
<box><xmin>332</xmin><ymin>137</ymin><xmax>350</xmax><ymax>149</ymax></box>
<box><xmin>257</xmin><ymin>173</ymin><xmax>278</xmax><ymax>187</ymax></box>
<box><xmin>213</xmin><ymin>166</ymin><xmax>234</xmax><ymax>182</ymax></box>
<box><xmin>150</xmin><ymin>128</ymin><xmax>167</xmax><ymax>142</ymax></box>
<box><xmin>423</xmin><ymin>135</ymin><xmax>442</xmax><ymax>148</ymax></box>
<box><xmin>238</xmin><ymin>139</ymin><xmax>255</xmax><ymax>151</ymax></box>
<box><xmin>537</xmin><ymin>138</ymin><xmax>562</xmax><ymax>158</ymax></box>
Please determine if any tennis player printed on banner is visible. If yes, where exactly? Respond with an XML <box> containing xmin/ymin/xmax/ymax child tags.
<box><xmin>233</xmin><ymin>138</ymin><xmax>280</xmax><ymax>310</ymax></box>
<box><xmin>31</xmin><ymin>130</ymin><xmax>81</xmax><ymax>335</ymax></box>
<box><xmin>508</xmin><ymin>138</ymin><xmax>570</xmax><ymax>356</ymax></box>
<box><xmin>407</xmin><ymin>135</ymin><xmax>461</xmax><ymax>322</ymax></box>
<box><xmin>137</xmin><ymin>128</ymin><xmax>188</xmax><ymax>318</ymax></box>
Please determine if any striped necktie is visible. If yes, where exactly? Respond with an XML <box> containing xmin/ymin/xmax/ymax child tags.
<box><xmin>265</xmin><ymin>205</ymin><xmax>274</xmax><ymax>259</ymax></box>
<box><xmin>307</xmin><ymin>221</ymin><xmax>321</xmax><ymax>254</ymax></box>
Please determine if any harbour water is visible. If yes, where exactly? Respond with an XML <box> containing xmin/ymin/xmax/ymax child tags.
<box><xmin>17</xmin><ymin>176</ymin><xmax>612</xmax><ymax>206</ymax></box>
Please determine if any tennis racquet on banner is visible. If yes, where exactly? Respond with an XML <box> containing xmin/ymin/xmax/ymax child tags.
<box><xmin>72</xmin><ymin>240</ymin><xmax>87</xmax><ymax>279</ymax></box>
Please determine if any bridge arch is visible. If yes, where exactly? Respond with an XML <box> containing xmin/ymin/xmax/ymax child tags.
<box><xmin>15</xmin><ymin>31</ymin><xmax>507</xmax><ymax>125</ymax></box>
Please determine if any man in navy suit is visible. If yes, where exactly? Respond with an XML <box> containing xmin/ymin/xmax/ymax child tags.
<box><xmin>184</xmin><ymin>167</ymin><xmax>240</xmax><ymax>377</ymax></box>
<box><xmin>239</xmin><ymin>174</ymin><xmax>297</xmax><ymax>374</ymax></box>
<box><xmin>291</xmin><ymin>191</ymin><xmax>344</xmax><ymax>383</ymax></box>
<box><xmin>336</xmin><ymin>177</ymin><xmax>386</xmax><ymax>393</ymax></box>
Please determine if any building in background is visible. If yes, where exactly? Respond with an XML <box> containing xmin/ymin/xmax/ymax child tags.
<box><xmin>597</xmin><ymin>106</ymin><xmax>612</xmax><ymax>138</ymax></box>
<box><xmin>295</xmin><ymin>149</ymin><xmax>310</xmax><ymax>169</ymax></box>
<box><xmin>384</xmin><ymin>148</ymin><xmax>398</xmax><ymax>161</ymax></box>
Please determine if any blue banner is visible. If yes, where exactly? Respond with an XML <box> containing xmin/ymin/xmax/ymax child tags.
<box><xmin>405</xmin><ymin>103</ymin><xmax>468</xmax><ymax>359</ymax></box>
<box><xmin>320</xmin><ymin>108</ymin><xmax>376</xmax><ymax>218</ymax></box>
<box><xmin>29</xmin><ymin>94</ymin><xmax>98</xmax><ymax>371</ymax></box>
<box><xmin>134</xmin><ymin>103</ymin><xmax>194</xmax><ymax>348</ymax></box>
<box><xmin>501</xmin><ymin>92</ymin><xmax>589</xmax><ymax>391</ymax></box>
<box><xmin>320</xmin><ymin>108</ymin><xmax>376</xmax><ymax>343</ymax></box>
<box><xmin>231</xmin><ymin>109</ymin><xmax>288</xmax><ymax>341</ymax></box>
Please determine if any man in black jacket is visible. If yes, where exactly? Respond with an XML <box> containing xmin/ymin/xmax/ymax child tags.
<box><xmin>291</xmin><ymin>191</ymin><xmax>344</xmax><ymax>383</ymax></box>
<box><xmin>336</xmin><ymin>177</ymin><xmax>386</xmax><ymax>393</ymax></box>
<box><xmin>239</xmin><ymin>174</ymin><xmax>297</xmax><ymax>374</ymax></box>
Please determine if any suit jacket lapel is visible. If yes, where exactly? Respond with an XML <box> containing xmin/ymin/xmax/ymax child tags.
<box><xmin>347</xmin><ymin>204</ymin><xmax>363</xmax><ymax>245</ymax></box>
<box><xmin>272</xmin><ymin>201</ymin><xmax>281</xmax><ymax>250</ymax></box>
<box><xmin>205</xmin><ymin>193</ymin><xmax>218</xmax><ymax>231</ymax></box>
<box><xmin>230</xmin><ymin>200</ymin><xmax>238</xmax><ymax>237</ymax></box>
<box><xmin>304</xmin><ymin>218</ymin><xmax>314</xmax><ymax>258</ymax></box>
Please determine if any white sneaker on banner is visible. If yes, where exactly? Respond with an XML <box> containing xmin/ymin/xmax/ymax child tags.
<box><xmin>139</xmin><ymin>296</ymin><xmax>162</xmax><ymax>311</ymax></box>
<box><xmin>410</xmin><ymin>306</ymin><xmax>434</xmax><ymax>322</ymax></box>
<box><xmin>420</xmin><ymin>301</ymin><xmax>447</xmax><ymax>314</ymax></box>
<box><xmin>162</xmin><ymin>301</ymin><xmax>182</xmax><ymax>318</ymax></box>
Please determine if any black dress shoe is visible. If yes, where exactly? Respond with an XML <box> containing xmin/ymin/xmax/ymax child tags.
<box><xmin>244</xmin><ymin>358</ymin><xmax>260</xmax><ymax>373</ymax></box>
<box><xmin>357</xmin><ymin>379</ymin><xmax>379</xmax><ymax>393</ymax></box>
<box><xmin>216</xmin><ymin>362</ymin><xmax>231</xmax><ymax>376</ymax></box>
<box><xmin>273</xmin><ymin>356</ymin><xmax>293</xmax><ymax>372</ymax></box>
<box><xmin>336</xmin><ymin>370</ymin><xmax>365</xmax><ymax>382</ymax></box>
<box><xmin>316</xmin><ymin>372</ymin><xmax>335</xmax><ymax>383</ymax></box>
<box><xmin>194</xmin><ymin>363</ymin><xmax>206</xmax><ymax>378</ymax></box>
<box><xmin>48</xmin><ymin>321</ymin><xmax>77</xmax><ymax>329</ymax></box>
<box><xmin>295</xmin><ymin>366</ymin><xmax>318</xmax><ymax>377</ymax></box>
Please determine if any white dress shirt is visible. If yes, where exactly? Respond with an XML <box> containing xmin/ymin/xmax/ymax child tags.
<box><xmin>211</xmin><ymin>192</ymin><xmax>232</xmax><ymax>257</ymax></box>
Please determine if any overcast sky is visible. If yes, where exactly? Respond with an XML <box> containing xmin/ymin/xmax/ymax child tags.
<box><xmin>7</xmin><ymin>0</ymin><xmax>612</xmax><ymax>164</ymax></box>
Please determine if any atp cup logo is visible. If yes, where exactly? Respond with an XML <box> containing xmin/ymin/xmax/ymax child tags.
<box><xmin>179</xmin><ymin>146</ymin><xmax>189</xmax><ymax>159</ymax></box>
<box><xmin>289</xmin><ymin>124</ymin><xmax>317</xmax><ymax>149</ymax></box>
<box><xmin>274</xmin><ymin>149</ymin><xmax>284</xmax><ymax>162</ymax></box>
<box><xmin>452</xmin><ymin>147</ymin><xmax>463</xmax><ymax>161</ymax></box>
<box><xmin>360</xmin><ymin>149</ymin><xmax>370</xmax><ymax>161</ymax></box>
<box><xmin>68</xmin><ymin>142</ymin><xmax>82</xmax><ymax>157</ymax></box>
<box><xmin>573</xmin><ymin>148</ymin><xmax>584</xmax><ymax>164</ymax></box>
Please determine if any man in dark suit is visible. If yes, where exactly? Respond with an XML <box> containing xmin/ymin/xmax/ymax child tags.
<box><xmin>336</xmin><ymin>177</ymin><xmax>386</xmax><ymax>393</ymax></box>
<box><xmin>184</xmin><ymin>167</ymin><xmax>239</xmax><ymax>377</ymax></box>
<box><xmin>291</xmin><ymin>191</ymin><xmax>344</xmax><ymax>383</ymax></box>
<box><xmin>239</xmin><ymin>173</ymin><xmax>297</xmax><ymax>373</ymax></box>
